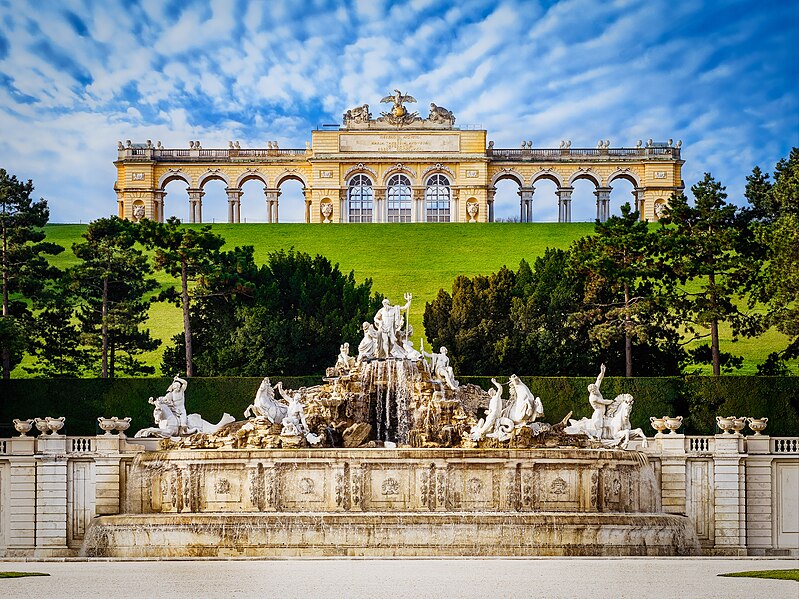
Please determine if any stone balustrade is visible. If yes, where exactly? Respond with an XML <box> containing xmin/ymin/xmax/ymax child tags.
<box><xmin>0</xmin><ymin>430</ymin><xmax>796</xmax><ymax>557</ymax></box>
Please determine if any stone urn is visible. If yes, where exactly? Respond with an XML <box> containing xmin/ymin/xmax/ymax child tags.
<box><xmin>98</xmin><ymin>417</ymin><xmax>118</xmax><ymax>436</ymax></box>
<box><xmin>649</xmin><ymin>417</ymin><xmax>667</xmax><ymax>436</ymax></box>
<box><xmin>731</xmin><ymin>417</ymin><xmax>747</xmax><ymax>435</ymax></box>
<box><xmin>664</xmin><ymin>416</ymin><xmax>683</xmax><ymax>435</ymax></box>
<box><xmin>716</xmin><ymin>416</ymin><xmax>734</xmax><ymax>434</ymax></box>
<box><xmin>13</xmin><ymin>418</ymin><xmax>34</xmax><ymax>437</ymax></box>
<box><xmin>114</xmin><ymin>417</ymin><xmax>132</xmax><ymax>436</ymax></box>
<box><xmin>46</xmin><ymin>416</ymin><xmax>65</xmax><ymax>436</ymax></box>
<box><xmin>34</xmin><ymin>417</ymin><xmax>50</xmax><ymax>436</ymax></box>
<box><xmin>747</xmin><ymin>417</ymin><xmax>768</xmax><ymax>436</ymax></box>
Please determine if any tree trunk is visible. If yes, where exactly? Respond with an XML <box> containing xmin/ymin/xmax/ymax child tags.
<box><xmin>101</xmin><ymin>276</ymin><xmax>108</xmax><ymax>378</ymax></box>
<box><xmin>1</xmin><ymin>219</ymin><xmax>9</xmax><ymax>379</ymax></box>
<box><xmin>624</xmin><ymin>283</ymin><xmax>632</xmax><ymax>377</ymax></box>
<box><xmin>708</xmin><ymin>272</ymin><xmax>721</xmax><ymax>376</ymax></box>
<box><xmin>181</xmin><ymin>259</ymin><xmax>193</xmax><ymax>377</ymax></box>
<box><xmin>109</xmin><ymin>339</ymin><xmax>115</xmax><ymax>379</ymax></box>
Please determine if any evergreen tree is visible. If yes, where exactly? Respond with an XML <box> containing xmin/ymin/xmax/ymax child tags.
<box><xmin>0</xmin><ymin>169</ymin><xmax>63</xmax><ymax>377</ymax></box>
<box><xmin>72</xmin><ymin>217</ymin><xmax>159</xmax><ymax>378</ymax></box>
<box><xmin>569</xmin><ymin>203</ymin><xmax>673</xmax><ymax>376</ymax></box>
<box><xmin>658</xmin><ymin>174</ymin><xmax>761</xmax><ymax>375</ymax></box>
<box><xmin>137</xmin><ymin>217</ymin><xmax>224</xmax><ymax>377</ymax></box>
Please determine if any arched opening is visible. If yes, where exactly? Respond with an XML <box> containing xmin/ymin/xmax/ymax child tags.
<box><xmin>570</xmin><ymin>177</ymin><xmax>600</xmax><ymax>222</ymax></box>
<box><xmin>161</xmin><ymin>177</ymin><xmax>190</xmax><ymax>222</ymax></box>
<box><xmin>530</xmin><ymin>177</ymin><xmax>559</xmax><ymax>222</ymax></box>
<box><xmin>348</xmin><ymin>174</ymin><xmax>373</xmax><ymax>223</ymax></box>
<box><xmin>386</xmin><ymin>174</ymin><xmax>412</xmax><ymax>222</ymax></box>
<box><xmin>493</xmin><ymin>176</ymin><xmax>522</xmax><ymax>222</ymax></box>
<box><xmin>239</xmin><ymin>176</ymin><xmax>268</xmax><ymax>223</ymax></box>
<box><xmin>609</xmin><ymin>175</ymin><xmax>637</xmax><ymax>218</ymax></box>
<box><xmin>276</xmin><ymin>176</ymin><xmax>306</xmax><ymax>223</ymax></box>
<box><xmin>199</xmin><ymin>178</ymin><xmax>228</xmax><ymax>223</ymax></box>
<box><xmin>425</xmin><ymin>174</ymin><xmax>451</xmax><ymax>222</ymax></box>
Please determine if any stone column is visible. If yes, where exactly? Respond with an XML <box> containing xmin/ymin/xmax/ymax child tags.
<box><xmin>594</xmin><ymin>187</ymin><xmax>612</xmax><ymax>222</ymax></box>
<box><xmin>657</xmin><ymin>433</ymin><xmax>687</xmax><ymax>516</ymax></box>
<box><xmin>225</xmin><ymin>187</ymin><xmax>242</xmax><ymax>224</ymax></box>
<box><xmin>305</xmin><ymin>199</ymin><xmax>312</xmax><ymax>223</ymax></box>
<box><xmin>557</xmin><ymin>187</ymin><xmax>573</xmax><ymax>223</ymax></box>
<box><xmin>486</xmin><ymin>188</ymin><xmax>494</xmax><ymax>223</ymax></box>
<box><xmin>712</xmin><ymin>434</ymin><xmax>748</xmax><ymax>555</ymax></box>
<box><xmin>412</xmin><ymin>187</ymin><xmax>425</xmax><ymax>222</ymax></box>
<box><xmin>34</xmin><ymin>435</ymin><xmax>70</xmax><ymax>557</ymax></box>
<box><xmin>187</xmin><ymin>188</ymin><xmax>204</xmax><ymax>224</ymax></box>
<box><xmin>152</xmin><ymin>190</ymin><xmax>166</xmax><ymax>222</ymax></box>
<box><xmin>373</xmin><ymin>187</ymin><xmax>386</xmax><ymax>223</ymax></box>
<box><xmin>633</xmin><ymin>187</ymin><xmax>646</xmax><ymax>217</ymax></box>
<box><xmin>519</xmin><ymin>187</ymin><xmax>535</xmax><ymax>223</ymax></box>
<box><xmin>264</xmin><ymin>188</ymin><xmax>280</xmax><ymax>224</ymax></box>
<box><xmin>744</xmin><ymin>435</ymin><xmax>773</xmax><ymax>554</ymax></box>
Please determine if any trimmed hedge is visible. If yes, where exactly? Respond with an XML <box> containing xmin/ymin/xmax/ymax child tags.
<box><xmin>1</xmin><ymin>376</ymin><xmax>797</xmax><ymax>437</ymax></box>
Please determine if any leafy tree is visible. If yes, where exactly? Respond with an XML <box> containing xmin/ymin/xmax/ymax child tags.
<box><xmin>0</xmin><ymin>169</ymin><xmax>63</xmax><ymax>377</ymax></box>
<box><xmin>72</xmin><ymin>217</ymin><xmax>159</xmax><ymax>378</ymax></box>
<box><xmin>658</xmin><ymin>174</ymin><xmax>761</xmax><ymax>375</ymax></box>
<box><xmin>569</xmin><ymin>203</ymin><xmax>670</xmax><ymax>376</ymax></box>
<box><xmin>162</xmin><ymin>248</ymin><xmax>382</xmax><ymax>376</ymax></box>
<box><xmin>138</xmin><ymin>217</ymin><xmax>225</xmax><ymax>377</ymax></box>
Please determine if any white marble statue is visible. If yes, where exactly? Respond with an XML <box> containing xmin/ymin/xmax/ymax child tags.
<box><xmin>400</xmin><ymin>325</ymin><xmax>422</xmax><ymax>361</ymax></box>
<box><xmin>186</xmin><ymin>412</ymin><xmax>235</xmax><ymax>435</ymax></box>
<box><xmin>335</xmin><ymin>342</ymin><xmax>356</xmax><ymax>374</ymax></box>
<box><xmin>483</xmin><ymin>375</ymin><xmax>544</xmax><ymax>441</ymax></box>
<box><xmin>469</xmin><ymin>378</ymin><xmax>503</xmax><ymax>441</ymax></box>
<box><xmin>357</xmin><ymin>321</ymin><xmax>379</xmax><ymax>361</ymax></box>
<box><xmin>135</xmin><ymin>396</ymin><xmax>180</xmax><ymax>438</ymax></box>
<box><xmin>374</xmin><ymin>293</ymin><xmax>412</xmax><ymax>358</ymax></box>
<box><xmin>277</xmin><ymin>385</ymin><xmax>322</xmax><ymax>445</ymax></box>
<box><xmin>162</xmin><ymin>375</ymin><xmax>189</xmax><ymax>433</ymax></box>
<box><xmin>422</xmin><ymin>345</ymin><xmax>459</xmax><ymax>390</ymax></box>
<box><xmin>244</xmin><ymin>377</ymin><xmax>289</xmax><ymax>423</ymax></box>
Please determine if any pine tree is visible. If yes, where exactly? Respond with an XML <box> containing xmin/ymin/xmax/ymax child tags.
<box><xmin>0</xmin><ymin>168</ymin><xmax>63</xmax><ymax>378</ymax></box>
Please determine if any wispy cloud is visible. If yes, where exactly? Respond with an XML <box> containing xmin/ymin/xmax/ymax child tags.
<box><xmin>0</xmin><ymin>0</ymin><xmax>795</xmax><ymax>222</ymax></box>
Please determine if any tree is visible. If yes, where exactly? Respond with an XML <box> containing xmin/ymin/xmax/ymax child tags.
<box><xmin>569</xmin><ymin>203</ymin><xmax>670</xmax><ymax>376</ymax></box>
<box><xmin>138</xmin><ymin>217</ymin><xmax>225</xmax><ymax>377</ymax></box>
<box><xmin>0</xmin><ymin>168</ymin><xmax>63</xmax><ymax>378</ymax></box>
<box><xmin>162</xmin><ymin>248</ymin><xmax>382</xmax><ymax>376</ymax></box>
<box><xmin>749</xmin><ymin>148</ymin><xmax>799</xmax><ymax>372</ymax></box>
<box><xmin>72</xmin><ymin>217</ymin><xmax>160</xmax><ymax>378</ymax></box>
<box><xmin>659</xmin><ymin>174</ymin><xmax>761</xmax><ymax>375</ymax></box>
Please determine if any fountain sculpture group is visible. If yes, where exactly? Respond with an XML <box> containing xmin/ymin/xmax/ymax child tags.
<box><xmin>82</xmin><ymin>294</ymin><xmax>700</xmax><ymax>557</ymax></box>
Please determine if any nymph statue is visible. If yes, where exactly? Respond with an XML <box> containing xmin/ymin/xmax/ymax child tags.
<box><xmin>422</xmin><ymin>345</ymin><xmax>459</xmax><ymax>390</ymax></box>
<box><xmin>469</xmin><ymin>378</ymin><xmax>503</xmax><ymax>441</ymax></box>
<box><xmin>357</xmin><ymin>321</ymin><xmax>379</xmax><ymax>361</ymax></box>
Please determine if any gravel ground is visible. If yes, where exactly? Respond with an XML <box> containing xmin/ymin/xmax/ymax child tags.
<box><xmin>1</xmin><ymin>557</ymin><xmax>797</xmax><ymax>599</ymax></box>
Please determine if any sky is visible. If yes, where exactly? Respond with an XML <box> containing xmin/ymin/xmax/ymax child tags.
<box><xmin>0</xmin><ymin>0</ymin><xmax>796</xmax><ymax>223</ymax></box>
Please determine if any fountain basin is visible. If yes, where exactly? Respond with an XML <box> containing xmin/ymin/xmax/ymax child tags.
<box><xmin>81</xmin><ymin>447</ymin><xmax>700</xmax><ymax>557</ymax></box>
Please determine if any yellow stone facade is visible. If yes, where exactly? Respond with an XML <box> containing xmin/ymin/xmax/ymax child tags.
<box><xmin>114</xmin><ymin>95</ymin><xmax>683</xmax><ymax>224</ymax></box>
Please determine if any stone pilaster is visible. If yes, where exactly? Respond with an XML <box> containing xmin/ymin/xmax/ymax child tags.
<box><xmin>225</xmin><ymin>187</ymin><xmax>242</xmax><ymax>223</ymax></box>
<box><xmin>594</xmin><ymin>186</ymin><xmax>612</xmax><ymax>222</ymax></box>
<box><xmin>34</xmin><ymin>435</ymin><xmax>70</xmax><ymax>557</ymax></box>
<box><xmin>712</xmin><ymin>434</ymin><xmax>747</xmax><ymax>555</ymax></box>
<box><xmin>519</xmin><ymin>187</ymin><xmax>535</xmax><ymax>223</ymax></box>
<box><xmin>6</xmin><ymin>438</ymin><xmax>36</xmax><ymax>556</ymax></box>
<box><xmin>94</xmin><ymin>436</ymin><xmax>123</xmax><ymax>516</ymax></box>
<box><xmin>633</xmin><ymin>187</ymin><xmax>646</xmax><ymax>217</ymax></box>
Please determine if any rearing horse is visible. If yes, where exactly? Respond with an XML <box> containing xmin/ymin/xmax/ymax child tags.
<box><xmin>603</xmin><ymin>393</ymin><xmax>648</xmax><ymax>449</ymax></box>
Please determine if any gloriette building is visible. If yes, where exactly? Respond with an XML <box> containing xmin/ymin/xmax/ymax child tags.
<box><xmin>114</xmin><ymin>91</ymin><xmax>684</xmax><ymax>223</ymax></box>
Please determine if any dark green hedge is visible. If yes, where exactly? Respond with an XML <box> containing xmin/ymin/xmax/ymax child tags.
<box><xmin>1</xmin><ymin>376</ymin><xmax>797</xmax><ymax>436</ymax></box>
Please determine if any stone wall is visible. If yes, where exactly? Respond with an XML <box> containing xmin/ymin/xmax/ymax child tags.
<box><xmin>0</xmin><ymin>433</ymin><xmax>796</xmax><ymax>557</ymax></box>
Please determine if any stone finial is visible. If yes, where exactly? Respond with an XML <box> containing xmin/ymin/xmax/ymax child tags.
<box><xmin>488</xmin><ymin>140</ymin><xmax>494</xmax><ymax>148</ymax></box>
<box><xmin>189</xmin><ymin>141</ymin><xmax>195</xmax><ymax>149</ymax></box>
<box><xmin>195</xmin><ymin>141</ymin><xmax>201</xmax><ymax>149</ymax></box>
<box><xmin>528</xmin><ymin>140</ymin><xmax>533</xmax><ymax>148</ymax></box>
<box><xmin>118</xmin><ymin>141</ymin><xmax>124</xmax><ymax>150</ymax></box>
<box><xmin>668</xmin><ymin>139</ymin><xmax>673</xmax><ymax>147</ymax></box>
<box><xmin>267</xmin><ymin>141</ymin><xmax>273</xmax><ymax>149</ymax></box>
<box><xmin>156</xmin><ymin>141</ymin><xmax>163</xmax><ymax>149</ymax></box>
<box><xmin>235</xmin><ymin>141</ymin><xmax>241</xmax><ymax>149</ymax></box>
<box><xmin>146</xmin><ymin>140</ymin><xmax>152</xmax><ymax>148</ymax></box>
<box><xmin>126</xmin><ymin>140</ymin><xmax>132</xmax><ymax>148</ymax></box>
<box><xmin>676</xmin><ymin>140</ymin><xmax>682</xmax><ymax>148</ymax></box>
<box><xmin>647</xmin><ymin>138</ymin><xmax>653</xmax><ymax>147</ymax></box>
<box><xmin>273</xmin><ymin>140</ymin><xmax>279</xmax><ymax>148</ymax></box>
<box><xmin>229</xmin><ymin>141</ymin><xmax>234</xmax><ymax>148</ymax></box>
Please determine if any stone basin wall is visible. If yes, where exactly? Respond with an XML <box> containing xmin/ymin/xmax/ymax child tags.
<box><xmin>126</xmin><ymin>448</ymin><xmax>658</xmax><ymax>515</ymax></box>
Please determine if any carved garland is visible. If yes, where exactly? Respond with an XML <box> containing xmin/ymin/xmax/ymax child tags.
<box><xmin>343</xmin><ymin>163</ymin><xmax>378</xmax><ymax>181</ymax></box>
<box><xmin>383</xmin><ymin>162</ymin><xmax>417</xmax><ymax>182</ymax></box>
<box><xmin>421</xmin><ymin>162</ymin><xmax>455</xmax><ymax>180</ymax></box>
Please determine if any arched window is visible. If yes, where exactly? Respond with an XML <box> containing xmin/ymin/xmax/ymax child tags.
<box><xmin>425</xmin><ymin>174</ymin><xmax>451</xmax><ymax>222</ymax></box>
<box><xmin>348</xmin><ymin>174</ymin><xmax>373</xmax><ymax>222</ymax></box>
<box><xmin>387</xmin><ymin>174</ymin><xmax>411</xmax><ymax>223</ymax></box>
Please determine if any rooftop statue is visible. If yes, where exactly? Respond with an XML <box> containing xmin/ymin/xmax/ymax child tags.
<box><xmin>381</xmin><ymin>89</ymin><xmax>417</xmax><ymax>117</ymax></box>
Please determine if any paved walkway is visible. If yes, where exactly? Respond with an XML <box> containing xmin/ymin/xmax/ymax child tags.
<box><xmin>1</xmin><ymin>557</ymin><xmax>797</xmax><ymax>598</ymax></box>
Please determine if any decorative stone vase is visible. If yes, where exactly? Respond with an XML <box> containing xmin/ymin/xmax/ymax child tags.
<box><xmin>747</xmin><ymin>417</ymin><xmax>768</xmax><ymax>435</ymax></box>
<box><xmin>98</xmin><ymin>417</ymin><xmax>118</xmax><ymax>436</ymax></box>
<box><xmin>114</xmin><ymin>417</ymin><xmax>132</xmax><ymax>436</ymax></box>
<box><xmin>649</xmin><ymin>417</ymin><xmax>667</xmax><ymax>436</ymax></box>
<box><xmin>34</xmin><ymin>417</ymin><xmax>50</xmax><ymax>436</ymax></box>
<box><xmin>13</xmin><ymin>418</ymin><xmax>34</xmax><ymax>437</ymax></box>
<box><xmin>716</xmin><ymin>416</ymin><xmax>734</xmax><ymax>434</ymax></box>
<box><xmin>731</xmin><ymin>417</ymin><xmax>747</xmax><ymax>435</ymax></box>
<box><xmin>664</xmin><ymin>416</ymin><xmax>683</xmax><ymax>435</ymax></box>
<box><xmin>46</xmin><ymin>416</ymin><xmax>65</xmax><ymax>436</ymax></box>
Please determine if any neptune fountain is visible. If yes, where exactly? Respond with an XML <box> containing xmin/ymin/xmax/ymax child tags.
<box><xmin>82</xmin><ymin>293</ymin><xmax>699</xmax><ymax>557</ymax></box>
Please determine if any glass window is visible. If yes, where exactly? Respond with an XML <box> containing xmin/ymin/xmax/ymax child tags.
<box><xmin>387</xmin><ymin>174</ymin><xmax>412</xmax><ymax>223</ymax></box>
<box><xmin>425</xmin><ymin>174</ymin><xmax>450</xmax><ymax>222</ymax></box>
<box><xmin>348</xmin><ymin>174</ymin><xmax>373</xmax><ymax>222</ymax></box>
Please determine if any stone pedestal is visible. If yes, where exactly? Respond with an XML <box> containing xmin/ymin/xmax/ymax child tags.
<box><xmin>711</xmin><ymin>434</ymin><xmax>747</xmax><ymax>555</ymax></box>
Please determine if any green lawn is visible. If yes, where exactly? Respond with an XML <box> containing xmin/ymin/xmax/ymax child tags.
<box><xmin>12</xmin><ymin>222</ymin><xmax>792</xmax><ymax>376</ymax></box>
<box><xmin>719</xmin><ymin>569</ymin><xmax>799</xmax><ymax>581</ymax></box>
<box><xmin>0</xmin><ymin>572</ymin><xmax>50</xmax><ymax>578</ymax></box>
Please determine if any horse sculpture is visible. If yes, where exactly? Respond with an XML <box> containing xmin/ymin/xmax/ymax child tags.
<box><xmin>244</xmin><ymin>377</ymin><xmax>288</xmax><ymax>424</ymax></box>
<box><xmin>603</xmin><ymin>393</ymin><xmax>648</xmax><ymax>449</ymax></box>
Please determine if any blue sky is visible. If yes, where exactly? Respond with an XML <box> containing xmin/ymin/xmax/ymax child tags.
<box><xmin>0</xmin><ymin>0</ymin><xmax>796</xmax><ymax>223</ymax></box>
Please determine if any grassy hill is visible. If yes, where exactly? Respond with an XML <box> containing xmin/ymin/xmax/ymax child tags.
<box><xmin>16</xmin><ymin>222</ymin><xmax>792</xmax><ymax>376</ymax></box>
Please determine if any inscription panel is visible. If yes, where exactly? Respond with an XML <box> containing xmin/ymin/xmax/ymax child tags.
<box><xmin>340</xmin><ymin>134</ymin><xmax>460</xmax><ymax>153</ymax></box>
